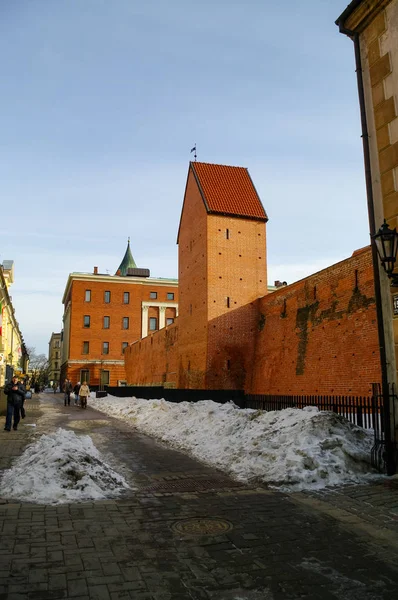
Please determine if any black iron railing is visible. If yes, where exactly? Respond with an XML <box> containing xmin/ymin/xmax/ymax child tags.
<box><xmin>244</xmin><ymin>393</ymin><xmax>380</xmax><ymax>430</ymax></box>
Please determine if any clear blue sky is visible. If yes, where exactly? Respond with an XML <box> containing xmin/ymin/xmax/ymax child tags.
<box><xmin>0</xmin><ymin>0</ymin><xmax>368</xmax><ymax>354</ymax></box>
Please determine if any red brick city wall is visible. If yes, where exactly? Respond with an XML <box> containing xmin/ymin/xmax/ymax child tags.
<box><xmin>124</xmin><ymin>323</ymin><xmax>178</xmax><ymax>386</ymax></box>
<box><xmin>248</xmin><ymin>246</ymin><xmax>380</xmax><ymax>396</ymax></box>
<box><xmin>125</xmin><ymin>246</ymin><xmax>381</xmax><ymax>396</ymax></box>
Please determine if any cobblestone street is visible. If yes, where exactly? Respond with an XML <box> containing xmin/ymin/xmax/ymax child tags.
<box><xmin>0</xmin><ymin>394</ymin><xmax>398</xmax><ymax>600</ymax></box>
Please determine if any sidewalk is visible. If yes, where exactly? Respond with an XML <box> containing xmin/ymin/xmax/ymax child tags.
<box><xmin>0</xmin><ymin>394</ymin><xmax>397</xmax><ymax>599</ymax></box>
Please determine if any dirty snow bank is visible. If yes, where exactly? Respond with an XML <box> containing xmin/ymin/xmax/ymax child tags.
<box><xmin>0</xmin><ymin>428</ymin><xmax>130</xmax><ymax>503</ymax></box>
<box><xmin>89</xmin><ymin>396</ymin><xmax>378</xmax><ymax>491</ymax></box>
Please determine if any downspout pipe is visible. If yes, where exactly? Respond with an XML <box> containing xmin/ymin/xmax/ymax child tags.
<box><xmin>336</xmin><ymin>19</ymin><xmax>396</xmax><ymax>475</ymax></box>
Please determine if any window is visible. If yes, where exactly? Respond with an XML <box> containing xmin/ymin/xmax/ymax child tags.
<box><xmin>103</xmin><ymin>316</ymin><xmax>110</xmax><ymax>329</ymax></box>
<box><xmin>83</xmin><ymin>315</ymin><xmax>90</xmax><ymax>328</ymax></box>
<box><xmin>80</xmin><ymin>369</ymin><xmax>90</xmax><ymax>384</ymax></box>
<box><xmin>55</xmin><ymin>352</ymin><xmax>59</xmax><ymax>359</ymax></box>
<box><xmin>122</xmin><ymin>317</ymin><xmax>129</xmax><ymax>329</ymax></box>
<box><xmin>101</xmin><ymin>370</ymin><xmax>110</xmax><ymax>385</ymax></box>
<box><xmin>226</xmin><ymin>228</ymin><xmax>230</xmax><ymax>239</ymax></box>
<box><xmin>122</xmin><ymin>342</ymin><xmax>129</xmax><ymax>353</ymax></box>
<box><xmin>167</xmin><ymin>292</ymin><xmax>174</xmax><ymax>300</ymax></box>
<box><xmin>54</xmin><ymin>362</ymin><xmax>58</xmax><ymax>369</ymax></box>
<box><xmin>102</xmin><ymin>342</ymin><xmax>109</xmax><ymax>355</ymax></box>
<box><xmin>85</xmin><ymin>289</ymin><xmax>91</xmax><ymax>302</ymax></box>
<box><xmin>150</xmin><ymin>291</ymin><xmax>157</xmax><ymax>299</ymax></box>
<box><xmin>149</xmin><ymin>317</ymin><xmax>158</xmax><ymax>331</ymax></box>
<box><xmin>166</xmin><ymin>318</ymin><xmax>174</xmax><ymax>326</ymax></box>
<box><xmin>82</xmin><ymin>341</ymin><xmax>89</xmax><ymax>354</ymax></box>
<box><xmin>104</xmin><ymin>291</ymin><xmax>111</xmax><ymax>303</ymax></box>
<box><xmin>123</xmin><ymin>292</ymin><xmax>130</xmax><ymax>304</ymax></box>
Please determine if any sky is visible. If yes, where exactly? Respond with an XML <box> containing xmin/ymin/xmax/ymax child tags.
<box><xmin>0</xmin><ymin>0</ymin><xmax>369</xmax><ymax>354</ymax></box>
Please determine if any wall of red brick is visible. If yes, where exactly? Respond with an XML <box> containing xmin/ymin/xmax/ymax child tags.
<box><xmin>248</xmin><ymin>246</ymin><xmax>380</xmax><ymax>396</ymax></box>
<box><xmin>125</xmin><ymin>246</ymin><xmax>381</xmax><ymax>396</ymax></box>
<box><xmin>124</xmin><ymin>323</ymin><xmax>178</xmax><ymax>386</ymax></box>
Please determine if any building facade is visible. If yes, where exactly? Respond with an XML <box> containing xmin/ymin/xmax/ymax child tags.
<box><xmin>61</xmin><ymin>242</ymin><xmax>178</xmax><ymax>387</ymax></box>
<box><xmin>336</xmin><ymin>0</ymin><xmax>398</xmax><ymax>449</ymax></box>
<box><xmin>0</xmin><ymin>260</ymin><xmax>28</xmax><ymax>388</ymax></box>
<box><xmin>47</xmin><ymin>332</ymin><xmax>62</xmax><ymax>386</ymax></box>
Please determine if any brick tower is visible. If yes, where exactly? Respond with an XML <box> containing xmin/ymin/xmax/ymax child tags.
<box><xmin>177</xmin><ymin>162</ymin><xmax>268</xmax><ymax>389</ymax></box>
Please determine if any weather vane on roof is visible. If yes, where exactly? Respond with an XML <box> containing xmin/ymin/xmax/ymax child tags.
<box><xmin>190</xmin><ymin>144</ymin><xmax>197</xmax><ymax>162</ymax></box>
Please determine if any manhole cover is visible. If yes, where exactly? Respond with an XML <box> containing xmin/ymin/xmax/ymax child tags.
<box><xmin>141</xmin><ymin>477</ymin><xmax>243</xmax><ymax>494</ymax></box>
<box><xmin>172</xmin><ymin>517</ymin><xmax>233</xmax><ymax>535</ymax></box>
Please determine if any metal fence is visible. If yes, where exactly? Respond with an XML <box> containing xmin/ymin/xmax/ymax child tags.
<box><xmin>243</xmin><ymin>393</ymin><xmax>381</xmax><ymax>430</ymax></box>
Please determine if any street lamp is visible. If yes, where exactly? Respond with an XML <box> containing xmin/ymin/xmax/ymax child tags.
<box><xmin>373</xmin><ymin>220</ymin><xmax>398</xmax><ymax>285</ymax></box>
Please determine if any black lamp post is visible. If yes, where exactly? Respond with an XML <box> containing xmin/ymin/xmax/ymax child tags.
<box><xmin>372</xmin><ymin>219</ymin><xmax>398</xmax><ymax>475</ymax></box>
<box><xmin>373</xmin><ymin>220</ymin><xmax>398</xmax><ymax>286</ymax></box>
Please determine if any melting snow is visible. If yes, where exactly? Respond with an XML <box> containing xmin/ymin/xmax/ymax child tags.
<box><xmin>0</xmin><ymin>428</ymin><xmax>130</xmax><ymax>504</ymax></box>
<box><xmin>90</xmin><ymin>395</ymin><xmax>378</xmax><ymax>491</ymax></box>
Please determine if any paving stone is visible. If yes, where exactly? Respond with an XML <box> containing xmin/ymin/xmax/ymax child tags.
<box><xmin>1</xmin><ymin>396</ymin><xmax>398</xmax><ymax>600</ymax></box>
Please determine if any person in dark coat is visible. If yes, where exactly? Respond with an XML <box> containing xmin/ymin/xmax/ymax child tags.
<box><xmin>4</xmin><ymin>376</ymin><xmax>25</xmax><ymax>431</ymax></box>
<box><xmin>63</xmin><ymin>379</ymin><xmax>73</xmax><ymax>406</ymax></box>
<box><xmin>73</xmin><ymin>382</ymin><xmax>80</xmax><ymax>406</ymax></box>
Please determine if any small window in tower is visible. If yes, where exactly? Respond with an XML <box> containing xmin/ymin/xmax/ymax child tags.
<box><xmin>85</xmin><ymin>290</ymin><xmax>91</xmax><ymax>302</ymax></box>
<box><xmin>122</xmin><ymin>342</ymin><xmax>129</xmax><ymax>353</ymax></box>
<box><xmin>149</xmin><ymin>317</ymin><xmax>158</xmax><ymax>331</ymax></box>
<box><xmin>104</xmin><ymin>291</ymin><xmax>111</xmax><ymax>303</ymax></box>
<box><xmin>226</xmin><ymin>228</ymin><xmax>229</xmax><ymax>239</ymax></box>
<box><xmin>123</xmin><ymin>292</ymin><xmax>130</xmax><ymax>304</ymax></box>
<box><xmin>122</xmin><ymin>317</ymin><xmax>129</xmax><ymax>330</ymax></box>
<box><xmin>83</xmin><ymin>315</ymin><xmax>90</xmax><ymax>328</ymax></box>
<box><xmin>82</xmin><ymin>341</ymin><xmax>89</xmax><ymax>354</ymax></box>
<box><xmin>103</xmin><ymin>316</ymin><xmax>110</xmax><ymax>329</ymax></box>
<box><xmin>167</xmin><ymin>292</ymin><xmax>174</xmax><ymax>300</ymax></box>
<box><xmin>166</xmin><ymin>318</ymin><xmax>174</xmax><ymax>326</ymax></box>
<box><xmin>226</xmin><ymin>297</ymin><xmax>230</xmax><ymax>308</ymax></box>
<box><xmin>102</xmin><ymin>342</ymin><xmax>109</xmax><ymax>355</ymax></box>
<box><xmin>150</xmin><ymin>291</ymin><xmax>157</xmax><ymax>299</ymax></box>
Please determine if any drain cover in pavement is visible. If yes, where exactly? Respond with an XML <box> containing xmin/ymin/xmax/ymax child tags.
<box><xmin>141</xmin><ymin>477</ymin><xmax>243</xmax><ymax>494</ymax></box>
<box><xmin>172</xmin><ymin>517</ymin><xmax>233</xmax><ymax>535</ymax></box>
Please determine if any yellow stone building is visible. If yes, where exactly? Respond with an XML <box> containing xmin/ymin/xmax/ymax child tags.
<box><xmin>0</xmin><ymin>261</ymin><xmax>28</xmax><ymax>389</ymax></box>
<box><xmin>337</xmin><ymin>0</ymin><xmax>398</xmax><ymax>459</ymax></box>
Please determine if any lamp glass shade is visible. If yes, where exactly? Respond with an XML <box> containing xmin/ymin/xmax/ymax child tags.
<box><xmin>374</xmin><ymin>220</ymin><xmax>398</xmax><ymax>275</ymax></box>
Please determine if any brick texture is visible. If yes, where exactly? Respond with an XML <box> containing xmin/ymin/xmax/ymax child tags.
<box><xmin>125</xmin><ymin>247</ymin><xmax>380</xmax><ymax>396</ymax></box>
<box><xmin>63</xmin><ymin>277</ymin><xmax>178</xmax><ymax>387</ymax></box>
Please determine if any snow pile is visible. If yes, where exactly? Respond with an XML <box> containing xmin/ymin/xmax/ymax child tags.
<box><xmin>90</xmin><ymin>396</ymin><xmax>377</xmax><ymax>491</ymax></box>
<box><xmin>0</xmin><ymin>428</ymin><xmax>130</xmax><ymax>504</ymax></box>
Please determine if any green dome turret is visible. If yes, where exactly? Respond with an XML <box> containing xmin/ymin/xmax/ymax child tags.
<box><xmin>116</xmin><ymin>239</ymin><xmax>137</xmax><ymax>276</ymax></box>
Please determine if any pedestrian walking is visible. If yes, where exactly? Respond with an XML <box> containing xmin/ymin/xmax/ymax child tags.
<box><xmin>63</xmin><ymin>379</ymin><xmax>73</xmax><ymax>406</ymax></box>
<box><xmin>73</xmin><ymin>381</ymin><xmax>80</xmax><ymax>406</ymax></box>
<box><xmin>4</xmin><ymin>375</ymin><xmax>25</xmax><ymax>431</ymax></box>
<box><xmin>79</xmin><ymin>381</ymin><xmax>90</xmax><ymax>409</ymax></box>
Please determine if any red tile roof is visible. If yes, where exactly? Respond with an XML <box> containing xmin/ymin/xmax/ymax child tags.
<box><xmin>191</xmin><ymin>162</ymin><xmax>267</xmax><ymax>221</ymax></box>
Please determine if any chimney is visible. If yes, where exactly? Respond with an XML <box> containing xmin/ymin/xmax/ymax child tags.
<box><xmin>93</xmin><ymin>266</ymin><xmax>98</xmax><ymax>275</ymax></box>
